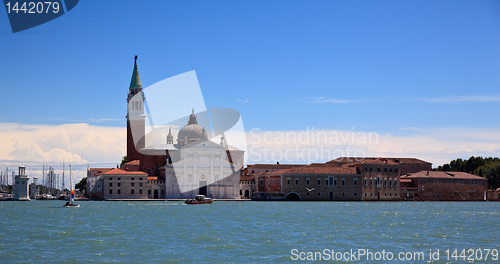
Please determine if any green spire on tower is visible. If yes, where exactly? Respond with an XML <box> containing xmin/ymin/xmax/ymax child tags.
<box><xmin>129</xmin><ymin>55</ymin><xmax>142</xmax><ymax>89</ymax></box>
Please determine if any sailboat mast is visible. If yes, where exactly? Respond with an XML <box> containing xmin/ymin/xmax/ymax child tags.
<box><xmin>69</xmin><ymin>164</ymin><xmax>74</xmax><ymax>204</ymax></box>
<box><xmin>62</xmin><ymin>162</ymin><xmax>65</xmax><ymax>192</ymax></box>
<box><xmin>42</xmin><ymin>164</ymin><xmax>45</xmax><ymax>195</ymax></box>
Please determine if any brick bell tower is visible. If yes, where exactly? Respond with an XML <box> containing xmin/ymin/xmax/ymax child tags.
<box><xmin>126</xmin><ymin>56</ymin><xmax>146</xmax><ymax>162</ymax></box>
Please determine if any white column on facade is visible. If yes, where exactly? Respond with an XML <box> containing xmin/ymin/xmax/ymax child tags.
<box><xmin>210</xmin><ymin>153</ymin><xmax>214</xmax><ymax>182</ymax></box>
<box><xmin>193</xmin><ymin>154</ymin><xmax>198</xmax><ymax>191</ymax></box>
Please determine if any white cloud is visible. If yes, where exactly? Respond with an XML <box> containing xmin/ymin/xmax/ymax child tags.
<box><xmin>305</xmin><ymin>96</ymin><xmax>355</xmax><ymax>103</ymax></box>
<box><xmin>245</xmin><ymin>127</ymin><xmax>500</xmax><ymax>167</ymax></box>
<box><xmin>0</xmin><ymin>122</ymin><xmax>126</xmax><ymax>184</ymax></box>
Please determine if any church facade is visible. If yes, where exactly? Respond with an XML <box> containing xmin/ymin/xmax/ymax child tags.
<box><xmin>87</xmin><ymin>57</ymin><xmax>242</xmax><ymax>200</ymax></box>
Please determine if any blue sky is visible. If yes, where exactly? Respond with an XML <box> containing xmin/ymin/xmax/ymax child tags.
<box><xmin>0</xmin><ymin>0</ymin><xmax>499</xmax><ymax>178</ymax></box>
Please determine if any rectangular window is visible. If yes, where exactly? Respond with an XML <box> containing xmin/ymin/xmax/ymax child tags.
<box><xmin>118</xmin><ymin>182</ymin><xmax>121</xmax><ymax>187</ymax></box>
<box><xmin>118</xmin><ymin>189</ymin><xmax>121</xmax><ymax>194</ymax></box>
<box><xmin>395</xmin><ymin>168</ymin><xmax>398</xmax><ymax>173</ymax></box>
<box><xmin>370</xmin><ymin>167</ymin><xmax>373</xmax><ymax>172</ymax></box>
<box><xmin>325</xmin><ymin>179</ymin><xmax>329</xmax><ymax>186</ymax></box>
<box><xmin>306</xmin><ymin>178</ymin><xmax>310</xmax><ymax>186</ymax></box>
<box><xmin>109</xmin><ymin>189</ymin><xmax>112</xmax><ymax>194</ymax></box>
<box><xmin>109</xmin><ymin>182</ymin><xmax>112</xmax><ymax>187</ymax></box>
<box><xmin>287</xmin><ymin>178</ymin><xmax>291</xmax><ymax>185</ymax></box>
<box><xmin>131</xmin><ymin>189</ymin><xmax>135</xmax><ymax>194</ymax></box>
<box><xmin>377</xmin><ymin>168</ymin><xmax>380</xmax><ymax>173</ymax></box>
<box><xmin>139</xmin><ymin>182</ymin><xmax>142</xmax><ymax>187</ymax></box>
<box><xmin>139</xmin><ymin>189</ymin><xmax>142</xmax><ymax>194</ymax></box>
<box><xmin>384</xmin><ymin>168</ymin><xmax>387</xmax><ymax>173</ymax></box>
<box><xmin>341</xmin><ymin>179</ymin><xmax>345</xmax><ymax>186</ymax></box>
<box><xmin>131</xmin><ymin>182</ymin><xmax>134</xmax><ymax>187</ymax></box>
<box><xmin>317</xmin><ymin>178</ymin><xmax>321</xmax><ymax>186</ymax></box>
<box><xmin>295</xmin><ymin>178</ymin><xmax>299</xmax><ymax>185</ymax></box>
<box><xmin>334</xmin><ymin>179</ymin><xmax>337</xmax><ymax>186</ymax></box>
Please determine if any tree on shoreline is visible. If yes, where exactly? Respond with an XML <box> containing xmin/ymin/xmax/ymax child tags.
<box><xmin>434</xmin><ymin>156</ymin><xmax>500</xmax><ymax>190</ymax></box>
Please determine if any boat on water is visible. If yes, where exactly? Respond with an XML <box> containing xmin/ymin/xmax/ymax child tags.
<box><xmin>185</xmin><ymin>195</ymin><xmax>214</xmax><ymax>204</ymax></box>
<box><xmin>63</xmin><ymin>165</ymin><xmax>79</xmax><ymax>208</ymax></box>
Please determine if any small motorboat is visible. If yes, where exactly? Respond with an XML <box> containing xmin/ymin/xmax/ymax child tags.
<box><xmin>185</xmin><ymin>195</ymin><xmax>214</xmax><ymax>204</ymax></box>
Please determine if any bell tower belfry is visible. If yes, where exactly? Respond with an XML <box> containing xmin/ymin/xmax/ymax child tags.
<box><xmin>126</xmin><ymin>56</ymin><xmax>146</xmax><ymax>162</ymax></box>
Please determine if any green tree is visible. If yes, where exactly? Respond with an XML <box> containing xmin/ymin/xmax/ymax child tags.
<box><xmin>120</xmin><ymin>155</ymin><xmax>127</xmax><ymax>166</ymax></box>
<box><xmin>75</xmin><ymin>177</ymin><xmax>87</xmax><ymax>193</ymax></box>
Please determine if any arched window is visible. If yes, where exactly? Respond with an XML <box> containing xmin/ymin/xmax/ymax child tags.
<box><xmin>341</xmin><ymin>178</ymin><xmax>345</xmax><ymax>186</ymax></box>
<box><xmin>329</xmin><ymin>192</ymin><xmax>334</xmax><ymax>199</ymax></box>
<box><xmin>306</xmin><ymin>177</ymin><xmax>310</xmax><ymax>186</ymax></box>
<box><xmin>364</xmin><ymin>178</ymin><xmax>367</xmax><ymax>186</ymax></box>
<box><xmin>353</xmin><ymin>178</ymin><xmax>358</xmax><ymax>186</ymax></box>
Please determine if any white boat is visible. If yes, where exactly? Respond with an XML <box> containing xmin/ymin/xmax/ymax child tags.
<box><xmin>63</xmin><ymin>164</ymin><xmax>80</xmax><ymax>208</ymax></box>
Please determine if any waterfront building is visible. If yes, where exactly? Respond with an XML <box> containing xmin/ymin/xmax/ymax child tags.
<box><xmin>29</xmin><ymin>177</ymin><xmax>40</xmax><ymax>199</ymax></box>
<box><xmin>86</xmin><ymin>168</ymin><xmax>113</xmax><ymax>199</ymax></box>
<box><xmin>101</xmin><ymin>168</ymin><xmax>148</xmax><ymax>199</ymax></box>
<box><xmin>13</xmin><ymin>166</ymin><xmax>30</xmax><ymax>201</ymax></box>
<box><xmin>400</xmin><ymin>171</ymin><xmax>487</xmax><ymax>201</ymax></box>
<box><xmin>257</xmin><ymin>164</ymin><xmax>363</xmax><ymax>201</ymax></box>
<box><xmin>239</xmin><ymin>174</ymin><xmax>255</xmax><ymax>199</ymax></box>
<box><xmin>241</xmin><ymin>164</ymin><xmax>305</xmax><ymax>199</ymax></box>
<box><xmin>247</xmin><ymin>157</ymin><xmax>431</xmax><ymax>201</ymax></box>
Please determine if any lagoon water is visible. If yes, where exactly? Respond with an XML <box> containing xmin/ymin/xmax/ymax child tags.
<box><xmin>0</xmin><ymin>201</ymin><xmax>499</xmax><ymax>263</ymax></box>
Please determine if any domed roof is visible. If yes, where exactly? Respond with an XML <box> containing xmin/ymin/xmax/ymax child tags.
<box><xmin>177</xmin><ymin>109</ymin><xmax>207</xmax><ymax>143</ymax></box>
<box><xmin>178</xmin><ymin>124</ymin><xmax>206</xmax><ymax>141</ymax></box>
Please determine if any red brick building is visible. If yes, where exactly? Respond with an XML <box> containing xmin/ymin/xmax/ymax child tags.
<box><xmin>400</xmin><ymin>171</ymin><xmax>487</xmax><ymax>201</ymax></box>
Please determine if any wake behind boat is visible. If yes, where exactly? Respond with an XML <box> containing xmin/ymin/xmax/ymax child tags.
<box><xmin>185</xmin><ymin>195</ymin><xmax>214</xmax><ymax>204</ymax></box>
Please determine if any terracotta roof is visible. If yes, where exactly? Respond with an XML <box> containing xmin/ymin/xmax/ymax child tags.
<box><xmin>102</xmin><ymin>168</ymin><xmax>147</xmax><ymax>175</ymax></box>
<box><xmin>401</xmin><ymin>171</ymin><xmax>487</xmax><ymax>180</ymax></box>
<box><xmin>246</xmin><ymin>164</ymin><xmax>306</xmax><ymax>169</ymax></box>
<box><xmin>266</xmin><ymin>165</ymin><xmax>359</xmax><ymax>175</ymax></box>
<box><xmin>89</xmin><ymin>168</ymin><xmax>113</xmax><ymax>171</ymax></box>
<box><xmin>123</xmin><ymin>160</ymin><xmax>140</xmax><ymax>166</ymax></box>
<box><xmin>148</xmin><ymin>176</ymin><xmax>158</xmax><ymax>180</ymax></box>
<box><xmin>330</xmin><ymin>157</ymin><xmax>431</xmax><ymax>165</ymax></box>
<box><xmin>400</xmin><ymin>179</ymin><xmax>412</xmax><ymax>183</ymax></box>
<box><xmin>88</xmin><ymin>168</ymin><xmax>114</xmax><ymax>176</ymax></box>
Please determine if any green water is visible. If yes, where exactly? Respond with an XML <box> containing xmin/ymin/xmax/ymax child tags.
<box><xmin>0</xmin><ymin>201</ymin><xmax>499</xmax><ymax>263</ymax></box>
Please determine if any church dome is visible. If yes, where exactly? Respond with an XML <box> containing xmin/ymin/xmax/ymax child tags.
<box><xmin>177</xmin><ymin>109</ymin><xmax>207</xmax><ymax>145</ymax></box>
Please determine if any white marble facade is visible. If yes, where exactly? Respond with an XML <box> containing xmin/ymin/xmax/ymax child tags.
<box><xmin>165</xmin><ymin>139</ymin><xmax>241</xmax><ymax>199</ymax></box>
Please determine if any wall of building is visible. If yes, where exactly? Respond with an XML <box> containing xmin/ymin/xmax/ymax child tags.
<box><xmin>361</xmin><ymin>164</ymin><xmax>401</xmax><ymax>201</ymax></box>
<box><xmin>102</xmin><ymin>174</ymin><xmax>148</xmax><ymax>199</ymax></box>
<box><xmin>281</xmin><ymin>174</ymin><xmax>362</xmax><ymax>201</ymax></box>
